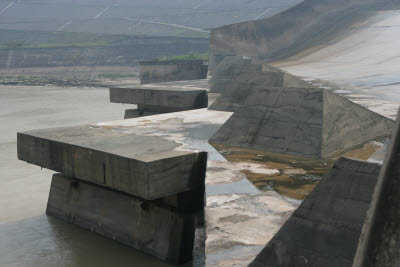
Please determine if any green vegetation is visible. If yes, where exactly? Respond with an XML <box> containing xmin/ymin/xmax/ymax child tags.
<box><xmin>0</xmin><ymin>42</ymin><xmax>110</xmax><ymax>49</ymax></box>
<box><xmin>158</xmin><ymin>52</ymin><xmax>208</xmax><ymax>61</ymax></box>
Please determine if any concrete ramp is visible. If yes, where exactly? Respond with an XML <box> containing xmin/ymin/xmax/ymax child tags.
<box><xmin>249</xmin><ymin>157</ymin><xmax>381</xmax><ymax>267</ymax></box>
<box><xmin>210</xmin><ymin>85</ymin><xmax>393</xmax><ymax>158</ymax></box>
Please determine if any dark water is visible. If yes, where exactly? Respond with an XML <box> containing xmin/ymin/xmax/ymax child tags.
<box><xmin>0</xmin><ymin>215</ymin><xmax>176</xmax><ymax>267</ymax></box>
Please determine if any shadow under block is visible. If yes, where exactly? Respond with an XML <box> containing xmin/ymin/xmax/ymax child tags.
<box><xmin>109</xmin><ymin>86</ymin><xmax>208</xmax><ymax>111</ymax></box>
<box><xmin>124</xmin><ymin>109</ymin><xmax>160</xmax><ymax>119</ymax></box>
<box><xmin>17</xmin><ymin>125</ymin><xmax>207</xmax><ymax>200</ymax></box>
<box><xmin>46</xmin><ymin>173</ymin><xmax>197</xmax><ymax>264</ymax></box>
<box><xmin>249</xmin><ymin>157</ymin><xmax>381</xmax><ymax>267</ymax></box>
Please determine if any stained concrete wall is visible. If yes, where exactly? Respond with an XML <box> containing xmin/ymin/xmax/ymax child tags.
<box><xmin>139</xmin><ymin>60</ymin><xmax>207</xmax><ymax>84</ymax></box>
<box><xmin>353</xmin><ymin>109</ymin><xmax>400</xmax><ymax>267</ymax></box>
<box><xmin>210</xmin><ymin>86</ymin><xmax>325</xmax><ymax>158</ymax></box>
<box><xmin>250</xmin><ymin>157</ymin><xmax>381</xmax><ymax>267</ymax></box>
<box><xmin>210</xmin><ymin>84</ymin><xmax>393</xmax><ymax>158</ymax></box>
<box><xmin>321</xmin><ymin>90</ymin><xmax>394</xmax><ymax>156</ymax></box>
<box><xmin>209</xmin><ymin>70</ymin><xmax>311</xmax><ymax>112</ymax></box>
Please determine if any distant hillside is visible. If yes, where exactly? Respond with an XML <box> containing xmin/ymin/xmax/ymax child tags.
<box><xmin>0</xmin><ymin>31</ymin><xmax>209</xmax><ymax>68</ymax></box>
<box><xmin>0</xmin><ymin>0</ymin><xmax>300</xmax><ymax>38</ymax></box>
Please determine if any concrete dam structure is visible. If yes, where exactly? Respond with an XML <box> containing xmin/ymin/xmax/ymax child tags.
<box><xmin>209</xmin><ymin>63</ymin><xmax>393</xmax><ymax>159</ymax></box>
<box><xmin>209</xmin><ymin>0</ymin><xmax>400</xmax><ymax>119</ymax></box>
<box><xmin>11</xmin><ymin>0</ymin><xmax>400</xmax><ymax>266</ymax></box>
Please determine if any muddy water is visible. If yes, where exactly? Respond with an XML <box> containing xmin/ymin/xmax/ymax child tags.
<box><xmin>212</xmin><ymin>141</ymin><xmax>383</xmax><ymax>200</ymax></box>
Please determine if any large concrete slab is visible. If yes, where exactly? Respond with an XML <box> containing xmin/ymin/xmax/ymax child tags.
<box><xmin>47</xmin><ymin>173</ymin><xmax>196</xmax><ymax>265</ymax></box>
<box><xmin>109</xmin><ymin>85</ymin><xmax>208</xmax><ymax>112</ymax></box>
<box><xmin>17</xmin><ymin>125</ymin><xmax>207</xmax><ymax>200</ymax></box>
<box><xmin>250</xmin><ymin>157</ymin><xmax>381</xmax><ymax>267</ymax></box>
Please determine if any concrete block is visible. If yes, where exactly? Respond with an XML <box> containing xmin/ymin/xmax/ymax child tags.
<box><xmin>17</xmin><ymin>125</ymin><xmax>207</xmax><ymax>200</ymax></box>
<box><xmin>139</xmin><ymin>60</ymin><xmax>207</xmax><ymax>84</ymax></box>
<box><xmin>110</xmin><ymin>86</ymin><xmax>208</xmax><ymax>111</ymax></box>
<box><xmin>250</xmin><ymin>157</ymin><xmax>381</xmax><ymax>267</ymax></box>
<box><xmin>46</xmin><ymin>173</ymin><xmax>197</xmax><ymax>264</ymax></box>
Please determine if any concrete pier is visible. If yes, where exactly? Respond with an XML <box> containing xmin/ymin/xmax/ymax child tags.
<box><xmin>109</xmin><ymin>85</ymin><xmax>208</xmax><ymax>118</ymax></box>
<box><xmin>47</xmin><ymin>173</ymin><xmax>198</xmax><ymax>265</ymax></box>
<box><xmin>17</xmin><ymin>125</ymin><xmax>207</xmax><ymax>200</ymax></box>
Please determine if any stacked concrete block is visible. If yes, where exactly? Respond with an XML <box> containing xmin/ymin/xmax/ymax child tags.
<box><xmin>109</xmin><ymin>85</ymin><xmax>208</xmax><ymax>119</ymax></box>
<box><xmin>17</xmin><ymin>125</ymin><xmax>207</xmax><ymax>264</ymax></box>
<box><xmin>139</xmin><ymin>60</ymin><xmax>208</xmax><ymax>84</ymax></box>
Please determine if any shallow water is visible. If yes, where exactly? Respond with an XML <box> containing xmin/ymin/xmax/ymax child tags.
<box><xmin>0</xmin><ymin>215</ymin><xmax>175</xmax><ymax>267</ymax></box>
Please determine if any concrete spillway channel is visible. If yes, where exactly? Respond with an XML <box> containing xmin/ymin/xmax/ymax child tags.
<box><xmin>109</xmin><ymin>82</ymin><xmax>209</xmax><ymax>119</ymax></box>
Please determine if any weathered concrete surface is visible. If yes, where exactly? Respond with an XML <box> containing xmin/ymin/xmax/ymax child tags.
<box><xmin>208</xmin><ymin>55</ymin><xmax>260</xmax><ymax>79</ymax></box>
<box><xmin>140</xmin><ymin>60</ymin><xmax>207</xmax><ymax>84</ymax></box>
<box><xmin>17</xmin><ymin>125</ymin><xmax>207</xmax><ymax>200</ymax></box>
<box><xmin>353</xmin><ymin>109</ymin><xmax>400</xmax><ymax>267</ymax></box>
<box><xmin>209</xmin><ymin>68</ymin><xmax>311</xmax><ymax>112</ymax></box>
<box><xmin>110</xmin><ymin>85</ymin><xmax>208</xmax><ymax>111</ymax></box>
<box><xmin>210</xmin><ymin>86</ymin><xmax>393</xmax><ymax>158</ymax></box>
<box><xmin>47</xmin><ymin>173</ymin><xmax>197</xmax><ymax>265</ymax></box>
<box><xmin>250</xmin><ymin>157</ymin><xmax>381</xmax><ymax>267</ymax></box>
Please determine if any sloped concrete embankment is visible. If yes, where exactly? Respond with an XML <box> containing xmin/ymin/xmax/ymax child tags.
<box><xmin>209</xmin><ymin>0</ymin><xmax>400</xmax><ymax>70</ymax></box>
<box><xmin>250</xmin><ymin>157</ymin><xmax>381</xmax><ymax>267</ymax></box>
<box><xmin>209</xmin><ymin>62</ymin><xmax>393</xmax><ymax>159</ymax></box>
<box><xmin>353</xmin><ymin>108</ymin><xmax>400</xmax><ymax>267</ymax></box>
